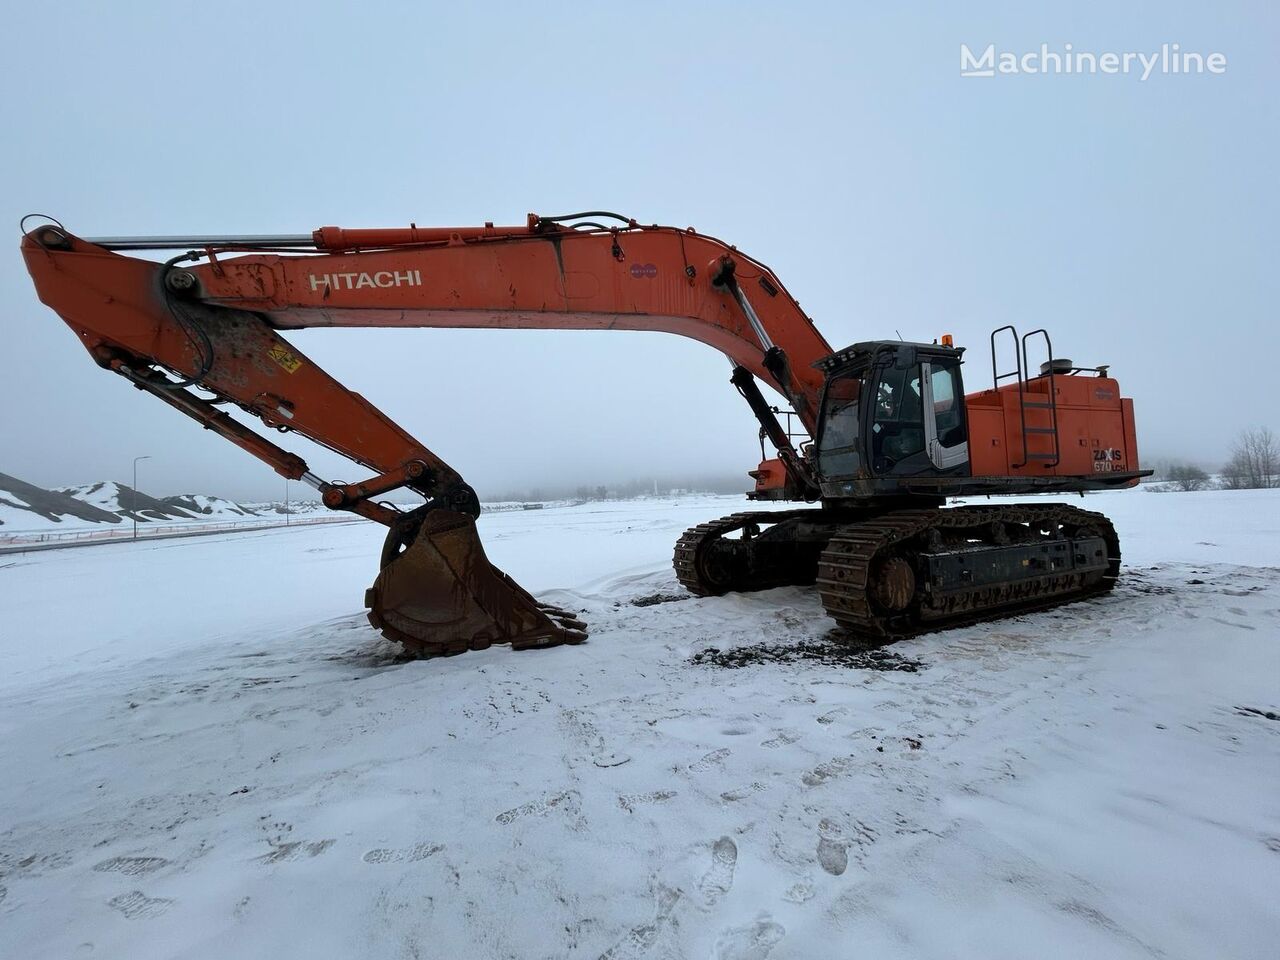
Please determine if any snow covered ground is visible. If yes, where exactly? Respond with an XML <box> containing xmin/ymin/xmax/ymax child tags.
<box><xmin>0</xmin><ymin>490</ymin><xmax>1276</xmax><ymax>959</ymax></box>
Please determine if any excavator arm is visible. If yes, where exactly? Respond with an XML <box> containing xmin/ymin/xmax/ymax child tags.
<box><xmin>20</xmin><ymin>213</ymin><xmax>833</xmax><ymax>654</ymax></box>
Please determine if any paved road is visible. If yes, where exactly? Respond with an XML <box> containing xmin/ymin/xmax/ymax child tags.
<box><xmin>0</xmin><ymin>518</ymin><xmax>361</xmax><ymax>555</ymax></box>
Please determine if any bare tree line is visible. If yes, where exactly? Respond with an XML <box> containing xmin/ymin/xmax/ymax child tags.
<box><xmin>1152</xmin><ymin>426</ymin><xmax>1277</xmax><ymax>492</ymax></box>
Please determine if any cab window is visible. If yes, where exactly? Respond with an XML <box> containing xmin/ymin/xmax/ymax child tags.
<box><xmin>929</xmin><ymin>362</ymin><xmax>965</xmax><ymax>447</ymax></box>
<box><xmin>817</xmin><ymin>374</ymin><xmax>862</xmax><ymax>478</ymax></box>
<box><xmin>872</xmin><ymin>365</ymin><xmax>925</xmax><ymax>467</ymax></box>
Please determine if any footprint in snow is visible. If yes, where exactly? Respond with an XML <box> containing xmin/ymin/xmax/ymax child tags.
<box><xmin>1</xmin><ymin>851</ymin><xmax>73</xmax><ymax>876</ymax></box>
<box><xmin>495</xmin><ymin>790</ymin><xmax>579</xmax><ymax>825</ymax></box>
<box><xmin>816</xmin><ymin>819</ymin><xmax>848</xmax><ymax>876</ymax></box>
<box><xmin>362</xmin><ymin>842</ymin><xmax>444</xmax><ymax>864</ymax></box>
<box><xmin>255</xmin><ymin>839</ymin><xmax>334</xmax><ymax>864</ymax></box>
<box><xmin>783</xmin><ymin>881</ymin><xmax>814</xmax><ymax>904</ymax></box>
<box><xmin>689</xmin><ymin>748</ymin><xmax>730</xmax><ymax>773</ymax></box>
<box><xmin>699</xmin><ymin>836</ymin><xmax>738</xmax><ymax>906</ymax></box>
<box><xmin>760</xmin><ymin>731</ymin><xmax>800</xmax><ymax>749</ymax></box>
<box><xmin>720</xmin><ymin>783</ymin><xmax>765</xmax><ymax>802</ymax></box>
<box><xmin>618</xmin><ymin>790</ymin><xmax>677</xmax><ymax>813</ymax></box>
<box><xmin>108</xmin><ymin>891</ymin><xmax>174</xmax><ymax>920</ymax></box>
<box><xmin>559</xmin><ymin>709</ymin><xmax>631</xmax><ymax>768</ymax></box>
<box><xmin>598</xmin><ymin>884</ymin><xmax>681</xmax><ymax>960</ymax></box>
<box><xmin>713</xmin><ymin>918</ymin><xmax>785</xmax><ymax>960</ymax></box>
<box><xmin>93</xmin><ymin>856</ymin><xmax>168</xmax><ymax>876</ymax></box>
<box><xmin>802</xmin><ymin>755</ymin><xmax>856</xmax><ymax>787</ymax></box>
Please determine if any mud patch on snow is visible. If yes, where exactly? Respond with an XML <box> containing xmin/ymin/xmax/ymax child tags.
<box><xmin>690</xmin><ymin>639</ymin><xmax>925</xmax><ymax>672</ymax></box>
<box><xmin>323</xmin><ymin>643</ymin><xmax>416</xmax><ymax>671</ymax></box>
<box><xmin>628</xmin><ymin>592</ymin><xmax>689</xmax><ymax>608</ymax></box>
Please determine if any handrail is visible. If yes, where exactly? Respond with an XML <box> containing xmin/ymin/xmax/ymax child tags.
<box><xmin>1020</xmin><ymin>328</ymin><xmax>1062</xmax><ymax>468</ymax></box>
<box><xmin>990</xmin><ymin>325</ymin><xmax>1031</xmax><ymax>467</ymax></box>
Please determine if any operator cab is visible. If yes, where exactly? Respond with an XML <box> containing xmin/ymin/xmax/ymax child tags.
<box><xmin>814</xmin><ymin>341</ymin><xmax>970</xmax><ymax>498</ymax></box>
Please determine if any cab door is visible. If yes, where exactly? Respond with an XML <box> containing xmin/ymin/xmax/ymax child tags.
<box><xmin>921</xmin><ymin>361</ymin><xmax>969</xmax><ymax>470</ymax></box>
<box><xmin>869</xmin><ymin>362</ymin><xmax>931</xmax><ymax>476</ymax></box>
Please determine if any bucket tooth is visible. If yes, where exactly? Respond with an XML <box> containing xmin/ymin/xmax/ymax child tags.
<box><xmin>366</xmin><ymin>509</ymin><xmax>587</xmax><ymax>656</ymax></box>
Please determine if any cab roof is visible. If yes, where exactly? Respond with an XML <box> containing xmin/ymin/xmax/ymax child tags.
<box><xmin>814</xmin><ymin>340</ymin><xmax>964</xmax><ymax>373</ymax></box>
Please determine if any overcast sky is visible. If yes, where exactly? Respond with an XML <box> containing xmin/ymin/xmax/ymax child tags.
<box><xmin>0</xmin><ymin>3</ymin><xmax>1273</xmax><ymax>501</ymax></box>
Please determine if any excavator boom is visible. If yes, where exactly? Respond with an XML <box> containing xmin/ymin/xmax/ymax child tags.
<box><xmin>20</xmin><ymin>214</ymin><xmax>832</xmax><ymax>654</ymax></box>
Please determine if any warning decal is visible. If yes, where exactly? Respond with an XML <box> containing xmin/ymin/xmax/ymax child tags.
<box><xmin>268</xmin><ymin>345</ymin><xmax>303</xmax><ymax>373</ymax></box>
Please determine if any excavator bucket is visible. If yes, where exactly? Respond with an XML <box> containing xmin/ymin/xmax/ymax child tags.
<box><xmin>365</xmin><ymin>509</ymin><xmax>587</xmax><ymax>656</ymax></box>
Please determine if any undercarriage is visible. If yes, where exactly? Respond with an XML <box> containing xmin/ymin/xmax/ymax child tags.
<box><xmin>674</xmin><ymin>503</ymin><xmax>1119</xmax><ymax>641</ymax></box>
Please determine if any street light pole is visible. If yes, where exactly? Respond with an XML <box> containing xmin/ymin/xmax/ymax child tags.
<box><xmin>285</xmin><ymin>477</ymin><xmax>290</xmax><ymax>526</ymax></box>
<box><xmin>132</xmin><ymin>455</ymin><xmax>151</xmax><ymax>540</ymax></box>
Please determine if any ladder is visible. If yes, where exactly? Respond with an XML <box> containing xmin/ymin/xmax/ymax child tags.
<box><xmin>989</xmin><ymin>326</ymin><xmax>1061</xmax><ymax>468</ymax></box>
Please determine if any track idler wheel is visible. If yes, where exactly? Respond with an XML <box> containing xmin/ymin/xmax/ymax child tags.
<box><xmin>365</xmin><ymin>508</ymin><xmax>587</xmax><ymax>656</ymax></box>
<box><xmin>870</xmin><ymin>555</ymin><xmax>916</xmax><ymax>613</ymax></box>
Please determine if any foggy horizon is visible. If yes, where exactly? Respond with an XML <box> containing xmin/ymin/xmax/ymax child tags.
<box><xmin>2</xmin><ymin>4</ymin><xmax>1273</xmax><ymax>503</ymax></box>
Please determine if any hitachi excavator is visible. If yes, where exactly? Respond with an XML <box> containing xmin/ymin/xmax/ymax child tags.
<box><xmin>21</xmin><ymin>212</ymin><xmax>1147</xmax><ymax>655</ymax></box>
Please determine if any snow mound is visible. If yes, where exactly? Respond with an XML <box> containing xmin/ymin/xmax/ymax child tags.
<box><xmin>57</xmin><ymin>481</ymin><xmax>197</xmax><ymax>523</ymax></box>
<box><xmin>163</xmin><ymin>494</ymin><xmax>261</xmax><ymax>518</ymax></box>
<box><xmin>0</xmin><ymin>472</ymin><xmax>122</xmax><ymax>528</ymax></box>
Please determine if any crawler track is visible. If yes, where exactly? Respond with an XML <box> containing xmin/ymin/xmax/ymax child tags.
<box><xmin>673</xmin><ymin>509</ymin><xmax>828</xmax><ymax>596</ymax></box>
<box><xmin>675</xmin><ymin>504</ymin><xmax>1120</xmax><ymax>641</ymax></box>
<box><xmin>816</xmin><ymin>504</ymin><xmax>1119</xmax><ymax>640</ymax></box>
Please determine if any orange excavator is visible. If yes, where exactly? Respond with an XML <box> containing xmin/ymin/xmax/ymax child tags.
<box><xmin>21</xmin><ymin>212</ymin><xmax>1147</xmax><ymax>655</ymax></box>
